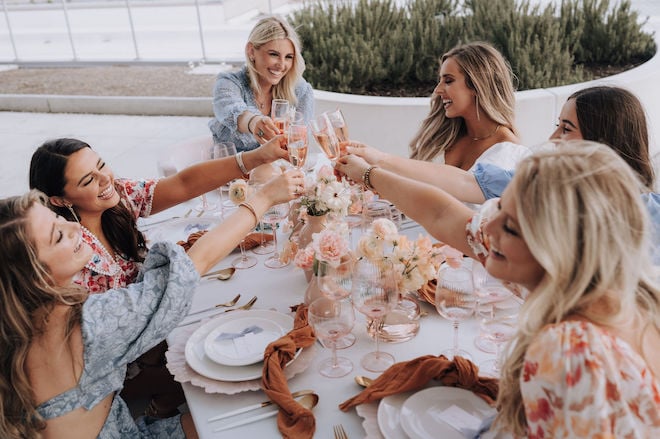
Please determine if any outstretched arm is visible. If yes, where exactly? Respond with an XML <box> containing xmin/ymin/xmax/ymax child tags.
<box><xmin>335</xmin><ymin>154</ymin><xmax>477</xmax><ymax>258</ymax></box>
<box><xmin>186</xmin><ymin>169</ymin><xmax>304</xmax><ymax>275</ymax></box>
<box><xmin>345</xmin><ymin>144</ymin><xmax>486</xmax><ymax>204</ymax></box>
<box><xmin>151</xmin><ymin>136</ymin><xmax>289</xmax><ymax>213</ymax></box>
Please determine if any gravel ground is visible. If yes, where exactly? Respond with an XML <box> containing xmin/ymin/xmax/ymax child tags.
<box><xmin>0</xmin><ymin>65</ymin><xmax>220</xmax><ymax>97</ymax></box>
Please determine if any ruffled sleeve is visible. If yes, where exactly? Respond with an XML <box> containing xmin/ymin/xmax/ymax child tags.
<box><xmin>473</xmin><ymin>163</ymin><xmax>515</xmax><ymax>200</ymax></box>
<box><xmin>521</xmin><ymin>321</ymin><xmax>660</xmax><ymax>438</ymax></box>
<box><xmin>115</xmin><ymin>178</ymin><xmax>157</xmax><ymax>219</ymax></box>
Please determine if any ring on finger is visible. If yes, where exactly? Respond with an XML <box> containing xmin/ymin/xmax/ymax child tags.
<box><xmin>257</xmin><ymin>129</ymin><xmax>265</xmax><ymax>138</ymax></box>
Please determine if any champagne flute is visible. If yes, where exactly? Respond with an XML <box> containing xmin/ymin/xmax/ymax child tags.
<box><xmin>287</xmin><ymin>123</ymin><xmax>308</xmax><ymax>169</ymax></box>
<box><xmin>271</xmin><ymin>99</ymin><xmax>290</xmax><ymax>134</ymax></box>
<box><xmin>310</xmin><ymin>113</ymin><xmax>340</xmax><ymax>162</ymax></box>
<box><xmin>472</xmin><ymin>261</ymin><xmax>513</xmax><ymax>353</ymax></box>
<box><xmin>262</xmin><ymin>202</ymin><xmax>291</xmax><ymax>269</ymax></box>
<box><xmin>352</xmin><ymin>258</ymin><xmax>398</xmax><ymax>372</ymax></box>
<box><xmin>325</xmin><ymin>109</ymin><xmax>349</xmax><ymax>144</ymax></box>
<box><xmin>435</xmin><ymin>263</ymin><xmax>477</xmax><ymax>360</ymax></box>
<box><xmin>308</xmin><ymin>297</ymin><xmax>355</xmax><ymax>378</ymax></box>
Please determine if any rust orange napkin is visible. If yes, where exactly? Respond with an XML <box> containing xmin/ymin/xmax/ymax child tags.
<box><xmin>261</xmin><ymin>304</ymin><xmax>317</xmax><ymax>439</ymax></box>
<box><xmin>339</xmin><ymin>355</ymin><xmax>499</xmax><ymax>411</ymax></box>
<box><xmin>418</xmin><ymin>278</ymin><xmax>437</xmax><ymax>305</ymax></box>
<box><xmin>177</xmin><ymin>231</ymin><xmax>273</xmax><ymax>252</ymax></box>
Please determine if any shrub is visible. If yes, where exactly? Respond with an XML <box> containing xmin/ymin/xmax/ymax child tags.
<box><xmin>290</xmin><ymin>0</ymin><xmax>656</xmax><ymax>95</ymax></box>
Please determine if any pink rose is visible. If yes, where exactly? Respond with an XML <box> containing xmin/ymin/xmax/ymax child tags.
<box><xmin>312</xmin><ymin>229</ymin><xmax>350</xmax><ymax>266</ymax></box>
<box><xmin>294</xmin><ymin>246</ymin><xmax>315</xmax><ymax>270</ymax></box>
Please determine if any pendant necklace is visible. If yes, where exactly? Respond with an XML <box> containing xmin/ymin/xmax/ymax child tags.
<box><xmin>471</xmin><ymin>124</ymin><xmax>501</xmax><ymax>141</ymax></box>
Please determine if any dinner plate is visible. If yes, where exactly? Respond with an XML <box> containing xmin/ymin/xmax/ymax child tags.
<box><xmin>145</xmin><ymin>217</ymin><xmax>221</xmax><ymax>245</ymax></box>
<box><xmin>184</xmin><ymin>309</ymin><xmax>295</xmax><ymax>382</ymax></box>
<box><xmin>203</xmin><ymin>316</ymin><xmax>286</xmax><ymax>366</ymax></box>
<box><xmin>399</xmin><ymin>387</ymin><xmax>496</xmax><ymax>439</ymax></box>
<box><xmin>377</xmin><ymin>389</ymin><xmax>418</xmax><ymax>439</ymax></box>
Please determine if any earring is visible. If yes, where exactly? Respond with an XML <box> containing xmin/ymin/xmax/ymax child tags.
<box><xmin>475</xmin><ymin>95</ymin><xmax>480</xmax><ymax>121</ymax></box>
<box><xmin>250</xmin><ymin>58</ymin><xmax>255</xmax><ymax>63</ymax></box>
<box><xmin>65</xmin><ymin>203</ymin><xmax>80</xmax><ymax>223</ymax></box>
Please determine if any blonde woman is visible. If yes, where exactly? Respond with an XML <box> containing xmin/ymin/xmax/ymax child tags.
<box><xmin>409</xmin><ymin>41</ymin><xmax>529</xmax><ymax>171</ymax></box>
<box><xmin>336</xmin><ymin>142</ymin><xmax>660</xmax><ymax>437</ymax></box>
<box><xmin>208</xmin><ymin>15</ymin><xmax>314</xmax><ymax>152</ymax></box>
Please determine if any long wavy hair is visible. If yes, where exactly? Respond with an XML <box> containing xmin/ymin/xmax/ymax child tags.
<box><xmin>570</xmin><ymin>86</ymin><xmax>655</xmax><ymax>190</ymax></box>
<box><xmin>0</xmin><ymin>191</ymin><xmax>86</xmax><ymax>438</ymax></box>
<box><xmin>495</xmin><ymin>141</ymin><xmax>660</xmax><ymax>436</ymax></box>
<box><xmin>245</xmin><ymin>15</ymin><xmax>305</xmax><ymax>106</ymax></box>
<box><xmin>410</xmin><ymin>41</ymin><xmax>518</xmax><ymax>161</ymax></box>
<box><xmin>29</xmin><ymin>138</ymin><xmax>146</xmax><ymax>263</ymax></box>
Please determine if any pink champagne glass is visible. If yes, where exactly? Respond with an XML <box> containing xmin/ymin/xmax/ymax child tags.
<box><xmin>308</xmin><ymin>297</ymin><xmax>355</xmax><ymax>378</ymax></box>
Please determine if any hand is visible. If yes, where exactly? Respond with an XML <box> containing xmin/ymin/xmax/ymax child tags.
<box><xmin>252</xmin><ymin>116</ymin><xmax>280</xmax><ymax>144</ymax></box>
<box><xmin>254</xmin><ymin>135</ymin><xmax>289</xmax><ymax>163</ymax></box>
<box><xmin>261</xmin><ymin>169</ymin><xmax>306</xmax><ymax>205</ymax></box>
<box><xmin>335</xmin><ymin>154</ymin><xmax>370</xmax><ymax>185</ymax></box>
<box><xmin>344</xmin><ymin>142</ymin><xmax>387</xmax><ymax>164</ymax></box>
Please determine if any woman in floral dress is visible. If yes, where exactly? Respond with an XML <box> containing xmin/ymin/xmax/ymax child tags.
<box><xmin>336</xmin><ymin>141</ymin><xmax>660</xmax><ymax>437</ymax></box>
<box><xmin>0</xmin><ymin>170</ymin><xmax>302</xmax><ymax>438</ymax></box>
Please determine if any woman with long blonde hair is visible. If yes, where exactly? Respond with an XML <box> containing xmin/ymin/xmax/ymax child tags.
<box><xmin>336</xmin><ymin>142</ymin><xmax>660</xmax><ymax>437</ymax></box>
<box><xmin>208</xmin><ymin>15</ymin><xmax>314</xmax><ymax>152</ymax></box>
<box><xmin>409</xmin><ymin>41</ymin><xmax>528</xmax><ymax>171</ymax></box>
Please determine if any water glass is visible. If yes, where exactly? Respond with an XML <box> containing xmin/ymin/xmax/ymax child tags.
<box><xmin>262</xmin><ymin>202</ymin><xmax>291</xmax><ymax>269</ymax></box>
<box><xmin>472</xmin><ymin>261</ymin><xmax>513</xmax><ymax>353</ymax></box>
<box><xmin>308</xmin><ymin>297</ymin><xmax>355</xmax><ymax>378</ymax></box>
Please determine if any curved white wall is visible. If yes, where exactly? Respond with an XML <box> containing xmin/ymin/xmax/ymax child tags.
<box><xmin>313</xmin><ymin>46</ymin><xmax>660</xmax><ymax>159</ymax></box>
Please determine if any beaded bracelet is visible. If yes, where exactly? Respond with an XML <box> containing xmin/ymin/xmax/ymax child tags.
<box><xmin>238</xmin><ymin>202</ymin><xmax>259</xmax><ymax>228</ymax></box>
<box><xmin>235</xmin><ymin>151</ymin><xmax>249</xmax><ymax>177</ymax></box>
<box><xmin>246</xmin><ymin>114</ymin><xmax>260</xmax><ymax>134</ymax></box>
<box><xmin>362</xmin><ymin>166</ymin><xmax>378</xmax><ymax>190</ymax></box>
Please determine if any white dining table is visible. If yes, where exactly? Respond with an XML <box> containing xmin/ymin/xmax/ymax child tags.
<box><xmin>146</xmin><ymin>201</ymin><xmax>501</xmax><ymax>439</ymax></box>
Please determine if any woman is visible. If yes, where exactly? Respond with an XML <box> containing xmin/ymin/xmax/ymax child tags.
<box><xmin>336</xmin><ymin>142</ymin><xmax>660</xmax><ymax>437</ymax></box>
<box><xmin>0</xmin><ymin>171</ymin><xmax>302</xmax><ymax>438</ymax></box>
<box><xmin>28</xmin><ymin>135</ymin><xmax>294</xmax><ymax>416</ymax></box>
<box><xmin>409</xmin><ymin>41</ymin><xmax>529</xmax><ymax>171</ymax></box>
<box><xmin>208</xmin><ymin>15</ymin><xmax>314</xmax><ymax>152</ymax></box>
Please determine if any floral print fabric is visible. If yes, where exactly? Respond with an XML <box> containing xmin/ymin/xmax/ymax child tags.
<box><xmin>73</xmin><ymin>178</ymin><xmax>157</xmax><ymax>294</ymax></box>
<box><xmin>37</xmin><ymin>242</ymin><xmax>199</xmax><ymax>438</ymax></box>
<box><xmin>522</xmin><ymin>320</ymin><xmax>660</xmax><ymax>438</ymax></box>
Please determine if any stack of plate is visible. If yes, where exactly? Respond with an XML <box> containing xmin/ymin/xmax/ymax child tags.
<box><xmin>377</xmin><ymin>386</ymin><xmax>498</xmax><ymax>439</ymax></box>
<box><xmin>184</xmin><ymin>309</ymin><xmax>297</xmax><ymax>382</ymax></box>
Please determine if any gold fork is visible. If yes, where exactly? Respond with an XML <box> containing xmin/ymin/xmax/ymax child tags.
<box><xmin>333</xmin><ymin>424</ymin><xmax>348</xmax><ymax>439</ymax></box>
<box><xmin>225</xmin><ymin>296</ymin><xmax>257</xmax><ymax>312</ymax></box>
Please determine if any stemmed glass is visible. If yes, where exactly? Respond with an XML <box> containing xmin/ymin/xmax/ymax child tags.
<box><xmin>231</xmin><ymin>180</ymin><xmax>259</xmax><ymax>269</ymax></box>
<box><xmin>212</xmin><ymin>142</ymin><xmax>238</xmax><ymax>213</ymax></box>
<box><xmin>262</xmin><ymin>202</ymin><xmax>291</xmax><ymax>269</ymax></box>
<box><xmin>309</xmin><ymin>113</ymin><xmax>340</xmax><ymax>162</ymax></box>
<box><xmin>352</xmin><ymin>258</ymin><xmax>398</xmax><ymax>372</ymax></box>
<box><xmin>325</xmin><ymin>109</ymin><xmax>349</xmax><ymax>144</ymax></box>
<box><xmin>478</xmin><ymin>307</ymin><xmax>518</xmax><ymax>377</ymax></box>
<box><xmin>472</xmin><ymin>261</ymin><xmax>513</xmax><ymax>353</ymax></box>
<box><xmin>318</xmin><ymin>257</ymin><xmax>357</xmax><ymax>349</ymax></box>
<box><xmin>435</xmin><ymin>263</ymin><xmax>477</xmax><ymax>360</ymax></box>
<box><xmin>308</xmin><ymin>297</ymin><xmax>355</xmax><ymax>378</ymax></box>
<box><xmin>271</xmin><ymin>99</ymin><xmax>290</xmax><ymax>134</ymax></box>
<box><xmin>287</xmin><ymin>123</ymin><xmax>308</xmax><ymax>170</ymax></box>
<box><xmin>248</xmin><ymin>172</ymin><xmax>275</xmax><ymax>255</ymax></box>
<box><xmin>195</xmin><ymin>144</ymin><xmax>220</xmax><ymax>213</ymax></box>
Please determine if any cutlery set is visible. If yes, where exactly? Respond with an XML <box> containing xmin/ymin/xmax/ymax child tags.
<box><xmin>178</xmin><ymin>295</ymin><xmax>258</xmax><ymax>327</ymax></box>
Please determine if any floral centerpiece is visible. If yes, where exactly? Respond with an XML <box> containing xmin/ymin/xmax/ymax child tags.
<box><xmin>297</xmin><ymin>165</ymin><xmax>352</xmax><ymax>219</ymax></box>
<box><xmin>357</xmin><ymin>218</ymin><xmax>457</xmax><ymax>292</ymax></box>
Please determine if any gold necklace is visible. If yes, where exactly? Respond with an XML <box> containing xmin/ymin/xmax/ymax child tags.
<box><xmin>471</xmin><ymin>124</ymin><xmax>501</xmax><ymax>141</ymax></box>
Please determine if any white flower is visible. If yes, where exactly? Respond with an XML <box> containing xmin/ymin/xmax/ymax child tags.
<box><xmin>371</xmin><ymin>218</ymin><xmax>399</xmax><ymax>242</ymax></box>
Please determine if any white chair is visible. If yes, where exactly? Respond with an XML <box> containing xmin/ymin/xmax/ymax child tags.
<box><xmin>157</xmin><ymin>135</ymin><xmax>215</xmax><ymax>177</ymax></box>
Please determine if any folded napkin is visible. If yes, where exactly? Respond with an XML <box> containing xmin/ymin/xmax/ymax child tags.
<box><xmin>339</xmin><ymin>355</ymin><xmax>499</xmax><ymax>411</ymax></box>
<box><xmin>418</xmin><ymin>278</ymin><xmax>437</xmax><ymax>305</ymax></box>
<box><xmin>177</xmin><ymin>231</ymin><xmax>273</xmax><ymax>252</ymax></box>
<box><xmin>261</xmin><ymin>304</ymin><xmax>317</xmax><ymax>439</ymax></box>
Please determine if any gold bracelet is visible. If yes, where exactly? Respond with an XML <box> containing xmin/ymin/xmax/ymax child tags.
<box><xmin>363</xmin><ymin>166</ymin><xmax>378</xmax><ymax>190</ymax></box>
<box><xmin>238</xmin><ymin>202</ymin><xmax>259</xmax><ymax>228</ymax></box>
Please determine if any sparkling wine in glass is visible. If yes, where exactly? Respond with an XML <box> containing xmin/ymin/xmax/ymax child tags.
<box><xmin>435</xmin><ymin>263</ymin><xmax>477</xmax><ymax>360</ymax></box>
<box><xmin>310</xmin><ymin>114</ymin><xmax>340</xmax><ymax>162</ymax></box>
<box><xmin>352</xmin><ymin>258</ymin><xmax>398</xmax><ymax>372</ymax></box>
<box><xmin>287</xmin><ymin>124</ymin><xmax>308</xmax><ymax>169</ymax></box>
<box><xmin>262</xmin><ymin>202</ymin><xmax>290</xmax><ymax>269</ymax></box>
<box><xmin>308</xmin><ymin>297</ymin><xmax>355</xmax><ymax>378</ymax></box>
<box><xmin>325</xmin><ymin>109</ymin><xmax>349</xmax><ymax>144</ymax></box>
<box><xmin>271</xmin><ymin>99</ymin><xmax>290</xmax><ymax>134</ymax></box>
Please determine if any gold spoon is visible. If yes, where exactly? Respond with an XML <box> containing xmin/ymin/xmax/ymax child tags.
<box><xmin>355</xmin><ymin>375</ymin><xmax>374</xmax><ymax>388</ymax></box>
<box><xmin>201</xmin><ymin>267</ymin><xmax>236</xmax><ymax>280</ymax></box>
<box><xmin>212</xmin><ymin>393</ymin><xmax>319</xmax><ymax>432</ymax></box>
<box><xmin>207</xmin><ymin>390</ymin><xmax>315</xmax><ymax>422</ymax></box>
<box><xmin>224</xmin><ymin>296</ymin><xmax>257</xmax><ymax>312</ymax></box>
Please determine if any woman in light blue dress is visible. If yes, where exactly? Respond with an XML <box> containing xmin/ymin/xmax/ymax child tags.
<box><xmin>0</xmin><ymin>170</ymin><xmax>303</xmax><ymax>438</ymax></box>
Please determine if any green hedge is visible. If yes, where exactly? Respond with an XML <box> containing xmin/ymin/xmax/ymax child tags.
<box><xmin>290</xmin><ymin>0</ymin><xmax>656</xmax><ymax>94</ymax></box>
